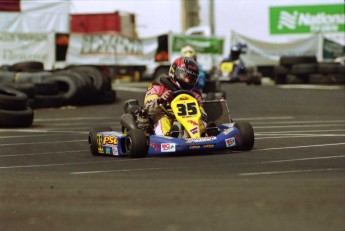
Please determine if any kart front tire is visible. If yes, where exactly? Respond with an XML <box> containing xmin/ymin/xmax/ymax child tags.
<box><xmin>88</xmin><ymin>126</ymin><xmax>112</xmax><ymax>156</ymax></box>
<box><xmin>125</xmin><ymin>129</ymin><xmax>148</xmax><ymax>158</ymax></box>
<box><xmin>234</xmin><ymin>122</ymin><xmax>254</xmax><ymax>151</ymax></box>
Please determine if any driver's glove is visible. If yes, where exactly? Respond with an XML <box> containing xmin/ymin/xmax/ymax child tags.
<box><xmin>158</xmin><ymin>90</ymin><xmax>173</xmax><ymax>104</ymax></box>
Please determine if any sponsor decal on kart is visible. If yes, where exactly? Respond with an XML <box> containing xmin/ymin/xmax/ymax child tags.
<box><xmin>105</xmin><ymin>147</ymin><xmax>112</xmax><ymax>154</ymax></box>
<box><xmin>188</xmin><ymin>145</ymin><xmax>200</xmax><ymax>150</ymax></box>
<box><xmin>103</xmin><ymin>135</ymin><xmax>118</xmax><ymax>145</ymax></box>
<box><xmin>187</xmin><ymin>120</ymin><xmax>198</xmax><ymax>126</ymax></box>
<box><xmin>190</xmin><ymin>126</ymin><xmax>199</xmax><ymax>135</ymax></box>
<box><xmin>203</xmin><ymin>144</ymin><xmax>214</xmax><ymax>148</ymax></box>
<box><xmin>97</xmin><ymin>134</ymin><xmax>104</xmax><ymax>153</ymax></box>
<box><xmin>234</xmin><ymin>134</ymin><xmax>241</xmax><ymax>143</ymax></box>
<box><xmin>150</xmin><ymin>142</ymin><xmax>160</xmax><ymax>151</ymax></box>
<box><xmin>186</xmin><ymin>137</ymin><xmax>217</xmax><ymax>143</ymax></box>
<box><xmin>161</xmin><ymin>143</ymin><xmax>176</xmax><ymax>152</ymax></box>
<box><xmin>112</xmin><ymin>147</ymin><xmax>118</xmax><ymax>155</ymax></box>
<box><xmin>225</xmin><ymin>137</ymin><xmax>236</xmax><ymax>147</ymax></box>
<box><xmin>223</xmin><ymin>128</ymin><xmax>234</xmax><ymax>135</ymax></box>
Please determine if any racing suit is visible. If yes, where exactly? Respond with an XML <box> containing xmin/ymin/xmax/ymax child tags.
<box><xmin>144</xmin><ymin>82</ymin><xmax>207</xmax><ymax>136</ymax></box>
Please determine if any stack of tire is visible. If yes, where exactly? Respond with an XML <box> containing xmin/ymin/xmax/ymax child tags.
<box><xmin>273</xmin><ymin>56</ymin><xmax>345</xmax><ymax>84</ymax></box>
<box><xmin>0</xmin><ymin>62</ymin><xmax>116</xmax><ymax>108</ymax></box>
<box><xmin>0</xmin><ymin>85</ymin><xmax>34</xmax><ymax>128</ymax></box>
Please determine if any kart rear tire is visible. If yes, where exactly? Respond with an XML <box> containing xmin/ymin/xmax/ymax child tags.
<box><xmin>234</xmin><ymin>121</ymin><xmax>254</xmax><ymax>151</ymax></box>
<box><xmin>88</xmin><ymin>126</ymin><xmax>113</xmax><ymax>156</ymax></box>
<box><xmin>125</xmin><ymin>129</ymin><xmax>148</xmax><ymax>158</ymax></box>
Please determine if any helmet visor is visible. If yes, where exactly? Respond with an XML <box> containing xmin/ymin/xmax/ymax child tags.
<box><xmin>176</xmin><ymin>68</ymin><xmax>198</xmax><ymax>89</ymax></box>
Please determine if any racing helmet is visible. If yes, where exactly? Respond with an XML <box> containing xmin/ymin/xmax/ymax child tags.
<box><xmin>181</xmin><ymin>45</ymin><xmax>197</xmax><ymax>61</ymax></box>
<box><xmin>168</xmin><ymin>57</ymin><xmax>199</xmax><ymax>90</ymax></box>
<box><xmin>230</xmin><ymin>45</ymin><xmax>241</xmax><ymax>59</ymax></box>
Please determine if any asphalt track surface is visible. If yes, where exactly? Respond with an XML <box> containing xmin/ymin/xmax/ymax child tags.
<box><xmin>1</xmin><ymin>82</ymin><xmax>344</xmax><ymax>231</ymax></box>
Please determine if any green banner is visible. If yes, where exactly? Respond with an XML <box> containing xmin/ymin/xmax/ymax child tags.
<box><xmin>172</xmin><ymin>35</ymin><xmax>224</xmax><ymax>55</ymax></box>
<box><xmin>270</xmin><ymin>4</ymin><xmax>345</xmax><ymax>34</ymax></box>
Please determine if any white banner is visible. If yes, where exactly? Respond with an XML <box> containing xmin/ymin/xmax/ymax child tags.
<box><xmin>0</xmin><ymin>1</ymin><xmax>70</xmax><ymax>33</ymax></box>
<box><xmin>0</xmin><ymin>32</ymin><xmax>55</xmax><ymax>70</ymax></box>
<box><xmin>231</xmin><ymin>31</ymin><xmax>320</xmax><ymax>66</ymax></box>
<box><xmin>66</xmin><ymin>33</ymin><xmax>159</xmax><ymax>66</ymax></box>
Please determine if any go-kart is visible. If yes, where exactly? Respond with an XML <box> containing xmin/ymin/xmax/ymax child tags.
<box><xmin>88</xmin><ymin>81</ymin><xmax>254</xmax><ymax>158</ymax></box>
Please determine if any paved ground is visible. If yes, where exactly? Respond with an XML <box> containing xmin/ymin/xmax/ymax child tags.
<box><xmin>0</xmin><ymin>82</ymin><xmax>344</xmax><ymax>231</ymax></box>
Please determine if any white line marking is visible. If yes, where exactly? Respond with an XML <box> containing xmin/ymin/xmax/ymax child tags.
<box><xmin>254</xmin><ymin>124</ymin><xmax>345</xmax><ymax>129</ymax></box>
<box><xmin>256</xmin><ymin>129</ymin><xmax>345</xmax><ymax>134</ymax></box>
<box><xmin>114</xmin><ymin>86</ymin><xmax>147</xmax><ymax>93</ymax></box>
<box><xmin>254</xmin><ymin>142</ymin><xmax>345</xmax><ymax>151</ymax></box>
<box><xmin>0</xmin><ymin>133</ymin><xmax>87</xmax><ymax>139</ymax></box>
<box><xmin>252</xmin><ymin>120</ymin><xmax>345</xmax><ymax>125</ymax></box>
<box><xmin>71</xmin><ymin>167</ymin><xmax>167</xmax><ymax>175</ymax></box>
<box><xmin>262</xmin><ymin>155</ymin><xmax>345</xmax><ymax>163</ymax></box>
<box><xmin>238</xmin><ymin>168</ymin><xmax>345</xmax><ymax>176</ymax></box>
<box><xmin>255</xmin><ymin>134</ymin><xmax>345</xmax><ymax>139</ymax></box>
<box><xmin>34</xmin><ymin>117</ymin><xmax>115</xmax><ymax>122</ymax></box>
<box><xmin>0</xmin><ymin>150</ymin><xmax>89</xmax><ymax>158</ymax></box>
<box><xmin>278</xmin><ymin>85</ymin><xmax>345</xmax><ymax>90</ymax></box>
<box><xmin>0</xmin><ymin>159</ymin><xmax>143</xmax><ymax>169</ymax></box>
<box><xmin>234</xmin><ymin>116</ymin><xmax>294</xmax><ymax>121</ymax></box>
<box><xmin>0</xmin><ymin>140</ymin><xmax>86</xmax><ymax>147</ymax></box>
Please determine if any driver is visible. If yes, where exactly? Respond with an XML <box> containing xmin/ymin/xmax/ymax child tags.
<box><xmin>144</xmin><ymin>57</ymin><xmax>208</xmax><ymax>136</ymax></box>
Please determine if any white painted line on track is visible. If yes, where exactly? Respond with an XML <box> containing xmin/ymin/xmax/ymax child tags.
<box><xmin>253</xmin><ymin>142</ymin><xmax>345</xmax><ymax>151</ymax></box>
<box><xmin>114</xmin><ymin>86</ymin><xmax>147</xmax><ymax>93</ymax></box>
<box><xmin>261</xmin><ymin>155</ymin><xmax>345</xmax><ymax>164</ymax></box>
<box><xmin>256</xmin><ymin>129</ymin><xmax>345</xmax><ymax>134</ymax></box>
<box><xmin>234</xmin><ymin>116</ymin><xmax>294</xmax><ymax>121</ymax></box>
<box><xmin>254</xmin><ymin>124</ymin><xmax>345</xmax><ymax>129</ymax></box>
<box><xmin>238</xmin><ymin>168</ymin><xmax>345</xmax><ymax>176</ymax></box>
<box><xmin>278</xmin><ymin>85</ymin><xmax>345</xmax><ymax>90</ymax></box>
<box><xmin>252</xmin><ymin>120</ymin><xmax>345</xmax><ymax>125</ymax></box>
<box><xmin>0</xmin><ymin>159</ymin><xmax>143</xmax><ymax>169</ymax></box>
<box><xmin>0</xmin><ymin>150</ymin><xmax>89</xmax><ymax>158</ymax></box>
<box><xmin>0</xmin><ymin>139</ymin><xmax>86</xmax><ymax>147</ymax></box>
<box><xmin>70</xmin><ymin>167</ymin><xmax>168</xmax><ymax>175</ymax></box>
<box><xmin>34</xmin><ymin>117</ymin><xmax>116</xmax><ymax>122</ymax></box>
<box><xmin>255</xmin><ymin>134</ymin><xmax>345</xmax><ymax>139</ymax></box>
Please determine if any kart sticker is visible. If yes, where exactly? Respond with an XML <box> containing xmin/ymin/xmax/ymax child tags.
<box><xmin>189</xmin><ymin>145</ymin><xmax>200</xmax><ymax>150</ymax></box>
<box><xmin>190</xmin><ymin>126</ymin><xmax>199</xmax><ymax>135</ymax></box>
<box><xmin>150</xmin><ymin>142</ymin><xmax>160</xmax><ymax>151</ymax></box>
<box><xmin>223</xmin><ymin>128</ymin><xmax>234</xmax><ymax>135</ymax></box>
<box><xmin>225</xmin><ymin>137</ymin><xmax>236</xmax><ymax>147</ymax></box>
<box><xmin>203</xmin><ymin>144</ymin><xmax>214</xmax><ymax>148</ymax></box>
<box><xmin>112</xmin><ymin>147</ymin><xmax>118</xmax><ymax>155</ymax></box>
<box><xmin>161</xmin><ymin>143</ymin><xmax>176</xmax><ymax>152</ymax></box>
<box><xmin>186</xmin><ymin>137</ymin><xmax>217</xmax><ymax>143</ymax></box>
<box><xmin>103</xmin><ymin>135</ymin><xmax>117</xmax><ymax>145</ymax></box>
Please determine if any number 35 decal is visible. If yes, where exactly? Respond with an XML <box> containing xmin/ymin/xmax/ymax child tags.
<box><xmin>176</xmin><ymin>102</ymin><xmax>197</xmax><ymax>116</ymax></box>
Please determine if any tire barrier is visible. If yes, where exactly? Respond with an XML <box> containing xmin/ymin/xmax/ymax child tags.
<box><xmin>273</xmin><ymin>56</ymin><xmax>345</xmax><ymax>84</ymax></box>
<box><xmin>0</xmin><ymin>63</ymin><xmax>117</xmax><ymax>127</ymax></box>
<box><xmin>0</xmin><ymin>85</ymin><xmax>34</xmax><ymax>128</ymax></box>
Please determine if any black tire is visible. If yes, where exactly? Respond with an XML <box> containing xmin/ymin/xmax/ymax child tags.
<box><xmin>280</xmin><ymin>56</ymin><xmax>317</xmax><ymax>68</ymax></box>
<box><xmin>0</xmin><ymin>85</ymin><xmax>28</xmax><ymax>110</ymax></box>
<box><xmin>10</xmin><ymin>61</ymin><xmax>44</xmax><ymax>72</ymax></box>
<box><xmin>125</xmin><ymin>129</ymin><xmax>148</xmax><ymax>158</ymax></box>
<box><xmin>0</xmin><ymin>107</ymin><xmax>34</xmax><ymax>128</ymax></box>
<box><xmin>69</xmin><ymin>66</ymin><xmax>105</xmax><ymax>92</ymax></box>
<box><xmin>2</xmin><ymin>83</ymin><xmax>36</xmax><ymax>99</ymax></box>
<box><xmin>34</xmin><ymin>94</ymin><xmax>65</xmax><ymax>108</ymax></box>
<box><xmin>317</xmin><ymin>62</ymin><xmax>339</xmax><ymax>74</ymax></box>
<box><xmin>88</xmin><ymin>126</ymin><xmax>113</xmax><ymax>156</ymax></box>
<box><xmin>35</xmin><ymin>83</ymin><xmax>59</xmax><ymax>95</ymax></box>
<box><xmin>0</xmin><ymin>71</ymin><xmax>15</xmax><ymax>83</ymax></box>
<box><xmin>291</xmin><ymin>63</ymin><xmax>317</xmax><ymax>75</ymax></box>
<box><xmin>43</xmin><ymin>73</ymin><xmax>81</xmax><ymax>104</ymax></box>
<box><xmin>234</xmin><ymin>121</ymin><xmax>254</xmax><ymax>151</ymax></box>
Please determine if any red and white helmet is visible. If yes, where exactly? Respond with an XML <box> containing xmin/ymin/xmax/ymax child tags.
<box><xmin>168</xmin><ymin>57</ymin><xmax>199</xmax><ymax>90</ymax></box>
